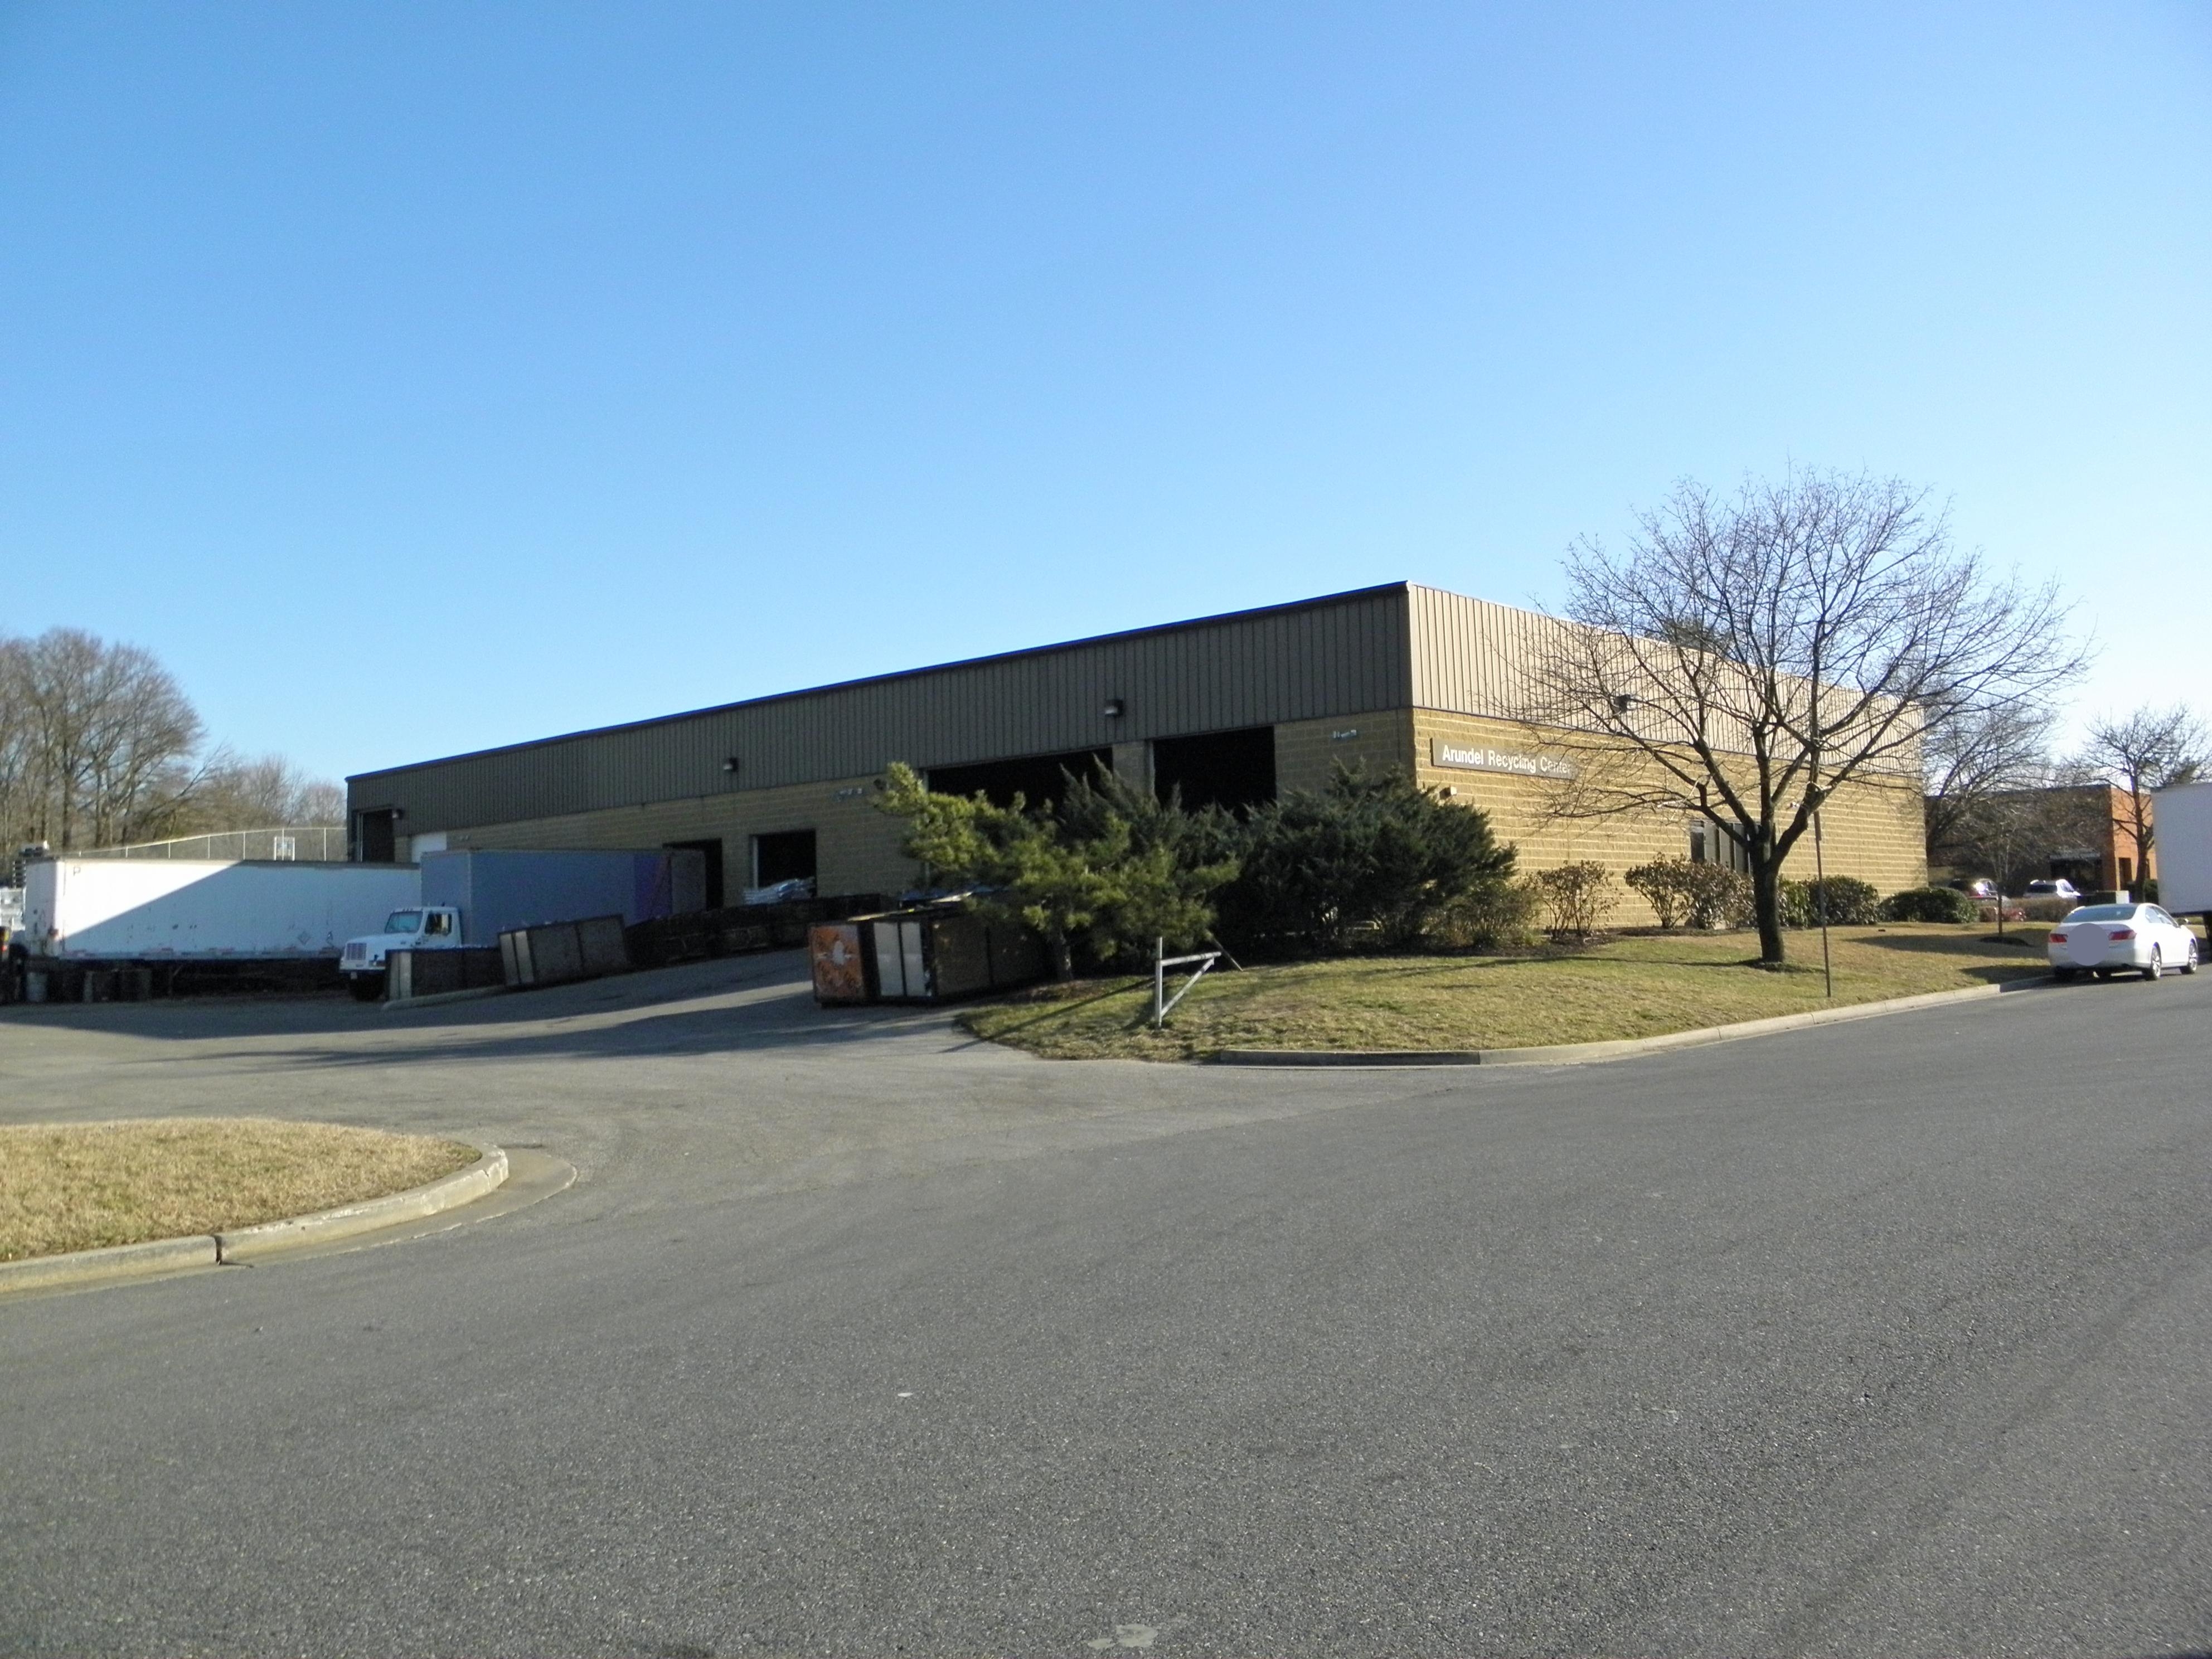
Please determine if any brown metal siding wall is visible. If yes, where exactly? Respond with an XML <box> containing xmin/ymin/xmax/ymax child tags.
<box><xmin>351</xmin><ymin>588</ymin><xmax>1414</xmax><ymax>830</ymax></box>
<box><xmin>1405</xmin><ymin>584</ymin><xmax>1573</xmax><ymax>719</ymax></box>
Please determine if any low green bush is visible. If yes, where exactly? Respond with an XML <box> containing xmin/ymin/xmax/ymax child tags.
<box><xmin>1625</xmin><ymin>856</ymin><xmax>1697</xmax><ymax>928</ymax></box>
<box><xmin>1781</xmin><ymin>875</ymin><xmax>1883</xmax><ymax>927</ymax></box>
<box><xmin>1625</xmin><ymin>856</ymin><xmax>1755</xmax><ymax>929</ymax></box>
<box><xmin>1881</xmin><ymin>886</ymin><xmax>1979</xmax><ymax>924</ymax></box>
<box><xmin>1534</xmin><ymin>861</ymin><xmax>1617</xmax><ymax>942</ymax></box>
<box><xmin>1427</xmin><ymin>878</ymin><xmax>1541</xmax><ymax>950</ymax></box>
<box><xmin>1684</xmin><ymin>864</ymin><xmax>1753</xmax><ymax>929</ymax></box>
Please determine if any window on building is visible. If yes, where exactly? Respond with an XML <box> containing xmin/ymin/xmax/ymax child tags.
<box><xmin>1151</xmin><ymin>726</ymin><xmax>1277</xmax><ymax>814</ymax></box>
<box><xmin>1689</xmin><ymin>818</ymin><xmax>1750</xmax><ymax>873</ymax></box>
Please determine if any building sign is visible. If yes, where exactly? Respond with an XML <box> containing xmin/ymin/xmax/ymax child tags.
<box><xmin>1429</xmin><ymin>736</ymin><xmax>1575</xmax><ymax>779</ymax></box>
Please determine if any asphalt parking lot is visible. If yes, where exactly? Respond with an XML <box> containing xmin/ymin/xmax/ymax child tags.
<box><xmin>2</xmin><ymin>954</ymin><xmax>2208</xmax><ymax>1656</ymax></box>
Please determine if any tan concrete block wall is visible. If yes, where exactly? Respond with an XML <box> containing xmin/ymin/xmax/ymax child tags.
<box><xmin>1273</xmin><ymin>711</ymin><xmax>1416</xmax><ymax>795</ymax></box>
<box><xmin>1411</xmin><ymin>710</ymin><xmax>1927</xmax><ymax>926</ymax></box>
<box><xmin>440</xmin><ymin>772</ymin><xmax>919</xmax><ymax>899</ymax></box>
<box><xmin>431</xmin><ymin>706</ymin><xmax>1925</xmax><ymax>928</ymax></box>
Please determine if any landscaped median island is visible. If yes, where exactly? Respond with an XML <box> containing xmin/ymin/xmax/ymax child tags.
<box><xmin>0</xmin><ymin>1118</ymin><xmax>481</xmax><ymax>1264</ymax></box>
<box><xmin>958</xmin><ymin>924</ymin><xmax>2057</xmax><ymax>1061</ymax></box>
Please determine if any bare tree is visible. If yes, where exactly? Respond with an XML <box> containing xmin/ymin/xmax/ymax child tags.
<box><xmin>1941</xmin><ymin>777</ymin><xmax>2106</xmax><ymax>900</ymax></box>
<box><xmin>0</xmin><ymin>639</ymin><xmax>35</xmax><ymax>851</ymax></box>
<box><xmin>2072</xmin><ymin>704</ymin><xmax>2208</xmax><ymax>898</ymax></box>
<box><xmin>176</xmin><ymin>752</ymin><xmax>348</xmax><ymax>835</ymax></box>
<box><xmin>0</xmin><ymin>629</ymin><xmax>206</xmax><ymax>850</ymax></box>
<box><xmin>0</xmin><ymin>629</ymin><xmax>340</xmax><ymax>855</ymax></box>
<box><xmin>1922</xmin><ymin>700</ymin><xmax>2056</xmax><ymax>857</ymax></box>
<box><xmin>1530</xmin><ymin>469</ymin><xmax>2087</xmax><ymax>965</ymax></box>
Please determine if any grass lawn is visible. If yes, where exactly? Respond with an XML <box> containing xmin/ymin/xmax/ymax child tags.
<box><xmin>0</xmin><ymin>1118</ymin><xmax>480</xmax><ymax>1263</ymax></box>
<box><xmin>959</xmin><ymin>923</ymin><xmax>2060</xmax><ymax>1061</ymax></box>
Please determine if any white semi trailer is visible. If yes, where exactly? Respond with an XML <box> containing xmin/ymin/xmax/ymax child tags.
<box><xmin>2151</xmin><ymin>779</ymin><xmax>2212</xmax><ymax>924</ymax></box>
<box><xmin>21</xmin><ymin>857</ymin><xmax>422</xmax><ymax>964</ymax></box>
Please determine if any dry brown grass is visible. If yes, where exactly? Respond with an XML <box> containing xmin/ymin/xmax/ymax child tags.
<box><xmin>0</xmin><ymin>1119</ymin><xmax>480</xmax><ymax>1262</ymax></box>
<box><xmin>961</xmin><ymin>923</ymin><xmax>2056</xmax><ymax>1061</ymax></box>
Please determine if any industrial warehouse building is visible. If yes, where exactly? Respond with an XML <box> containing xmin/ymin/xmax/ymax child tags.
<box><xmin>346</xmin><ymin>583</ymin><xmax>1927</xmax><ymax>920</ymax></box>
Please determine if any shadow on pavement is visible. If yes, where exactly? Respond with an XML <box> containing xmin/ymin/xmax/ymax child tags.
<box><xmin>0</xmin><ymin>950</ymin><xmax>981</xmax><ymax>1067</ymax></box>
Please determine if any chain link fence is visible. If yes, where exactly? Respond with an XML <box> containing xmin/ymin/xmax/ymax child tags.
<box><xmin>68</xmin><ymin>826</ymin><xmax>350</xmax><ymax>862</ymax></box>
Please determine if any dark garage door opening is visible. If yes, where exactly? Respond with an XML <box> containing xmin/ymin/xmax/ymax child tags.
<box><xmin>1152</xmin><ymin>726</ymin><xmax>1276</xmax><ymax>814</ymax></box>
<box><xmin>751</xmin><ymin>829</ymin><xmax>817</xmax><ymax>889</ymax></box>
<box><xmin>928</xmin><ymin>748</ymin><xmax>1112</xmax><ymax>811</ymax></box>
<box><xmin>355</xmin><ymin>809</ymin><xmax>398</xmax><ymax>864</ymax></box>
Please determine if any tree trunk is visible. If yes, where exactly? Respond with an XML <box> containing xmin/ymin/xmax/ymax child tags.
<box><xmin>1048</xmin><ymin>925</ymin><xmax>1074</xmax><ymax>982</ymax></box>
<box><xmin>1750</xmin><ymin>854</ymin><xmax>1787</xmax><ymax>967</ymax></box>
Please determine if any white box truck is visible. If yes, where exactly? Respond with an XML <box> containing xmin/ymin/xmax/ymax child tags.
<box><xmin>2151</xmin><ymin>779</ymin><xmax>2212</xmax><ymax>922</ymax></box>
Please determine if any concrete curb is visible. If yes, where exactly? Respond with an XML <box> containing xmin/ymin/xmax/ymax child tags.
<box><xmin>216</xmin><ymin>1146</ymin><xmax>510</xmax><ymax>1260</ymax></box>
<box><xmin>1214</xmin><ymin>975</ymin><xmax>2053</xmax><ymax>1069</ymax></box>
<box><xmin>381</xmin><ymin>985</ymin><xmax>510</xmax><ymax>1012</ymax></box>
<box><xmin>0</xmin><ymin>1144</ymin><xmax>510</xmax><ymax>1294</ymax></box>
<box><xmin>0</xmin><ymin>1234</ymin><xmax>220</xmax><ymax>1294</ymax></box>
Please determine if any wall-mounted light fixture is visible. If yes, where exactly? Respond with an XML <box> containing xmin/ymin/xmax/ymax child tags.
<box><xmin>1611</xmin><ymin>693</ymin><xmax>1636</xmax><ymax>714</ymax></box>
<box><xmin>721</xmin><ymin>757</ymin><xmax>741</xmax><ymax>774</ymax></box>
<box><xmin>1103</xmin><ymin>697</ymin><xmax>1127</xmax><ymax>718</ymax></box>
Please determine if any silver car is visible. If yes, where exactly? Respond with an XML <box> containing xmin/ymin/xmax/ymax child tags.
<box><xmin>2046</xmin><ymin>904</ymin><xmax>2201</xmax><ymax>981</ymax></box>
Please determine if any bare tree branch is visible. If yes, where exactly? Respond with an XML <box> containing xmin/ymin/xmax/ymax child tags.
<box><xmin>1525</xmin><ymin>468</ymin><xmax>2089</xmax><ymax>964</ymax></box>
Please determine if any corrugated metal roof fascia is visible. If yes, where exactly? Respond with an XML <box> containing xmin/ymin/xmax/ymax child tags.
<box><xmin>350</xmin><ymin>585</ymin><xmax>1417</xmax><ymax>827</ymax></box>
<box><xmin>1406</xmin><ymin>584</ymin><xmax>1563</xmax><ymax>717</ymax></box>
<box><xmin>349</xmin><ymin>580</ymin><xmax>1412</xmax><ymax>785</ymax></box>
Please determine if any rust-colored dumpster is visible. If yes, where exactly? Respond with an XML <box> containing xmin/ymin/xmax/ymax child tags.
<box><xmin>808</xmin><ymin>922</ymin><xmax>869</xmax><ymax>1003</ymax></box>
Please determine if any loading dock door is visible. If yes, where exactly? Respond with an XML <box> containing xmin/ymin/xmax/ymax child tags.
<box><xmin>1152</xmin><ymin>726</ymin><xmax>1277</xmax><ymax>814</ymax></box>
<box><xmin>355</xmin><ymin>809</ymin><xmax>399</xmax><ymax>864</ymax></box>
<box><xmin>927</xmin><ymin>749</ymin><xmax>1112</xmax><ymax>811</ymax></box>
<box><xmin>752</xmin><ymin>828</ymin><xmax>818</xmax><ymax>887</ymax></box>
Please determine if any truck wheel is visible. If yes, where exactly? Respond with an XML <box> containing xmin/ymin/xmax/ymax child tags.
<box><xmin>347</xmin><ymin>976</ymin><xmax>383</xmax><ymax>1002</ymax></box>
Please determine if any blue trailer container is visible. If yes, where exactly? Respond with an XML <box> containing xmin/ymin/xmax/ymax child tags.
<box><xmin>419</xmin><ymin>848</ymin><xmax>698</xmax><ymax>946</ymax></box>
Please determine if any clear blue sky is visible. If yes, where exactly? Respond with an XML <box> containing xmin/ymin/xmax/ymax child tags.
<box><xmin>2</xmin><ymin>3</ymin><xmax>2205</xmax><ymax>784</ymax></box>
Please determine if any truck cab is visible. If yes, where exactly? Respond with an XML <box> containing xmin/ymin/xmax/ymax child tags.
<box><xmin>341</xmin><ymin>906</ymin><xmax>462</xmax><ymax>999</ymax></box>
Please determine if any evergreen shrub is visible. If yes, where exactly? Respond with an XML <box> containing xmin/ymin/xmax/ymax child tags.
<box><xmin>1881</xmin><ymin>886</ymin><xmax>1979</xmax><ymax>924</ymax></box>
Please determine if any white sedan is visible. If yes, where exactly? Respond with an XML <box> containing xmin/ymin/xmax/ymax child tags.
<box><xmin>2046</xmin><ymin>904</ymin><xmax>2201</xmax><ymax>981</ymax></box>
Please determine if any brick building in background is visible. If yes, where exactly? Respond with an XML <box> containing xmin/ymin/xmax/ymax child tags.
<box><xmin>1930</xmin><ymin>782</ymin><xmax>2152</xmax><ymax>896</ymax></box>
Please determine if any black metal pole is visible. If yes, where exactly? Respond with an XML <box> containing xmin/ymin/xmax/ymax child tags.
<box><xmin>1814</xmin><ymin>807</ymin><xmax>1832</xmax><ymax>999</ymax></box>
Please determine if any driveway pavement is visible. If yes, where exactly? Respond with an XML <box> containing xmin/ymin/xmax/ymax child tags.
<box><xmin>2</xmin><ymin>954</ymin><xmax>2206</xmax><ymax>1656</ymax></box>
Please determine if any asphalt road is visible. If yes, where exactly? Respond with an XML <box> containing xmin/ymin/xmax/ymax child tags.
<box><xmin>2</xmin><ymin>955</ymin><xmax>2208</xmax><ymax>1657</ymax></box>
